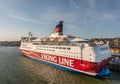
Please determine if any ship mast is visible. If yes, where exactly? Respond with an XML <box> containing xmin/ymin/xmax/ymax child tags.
<box><xmin>28</xmin><ymin>31</ymin><xmax>33</xmax><ymax>42</ymax></box>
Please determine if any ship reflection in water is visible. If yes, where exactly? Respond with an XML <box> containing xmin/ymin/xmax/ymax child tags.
<box><xmin>0</xmin><ymin>47</ymin><xmax>119</xmax><ymax>84</ymax></box>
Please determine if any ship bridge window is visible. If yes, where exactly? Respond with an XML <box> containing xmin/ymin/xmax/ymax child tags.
<box><xmin>100</xmin><ymin>47</ymin><xmax>109</xmax><ymax>51</ymax></box>
<box><xmin>33</xmin><ymin>43</ymin><xmax>41</xmax><ymax>45</ymax></box>
<box><xmin>78</xmin><ymin>41</ymin><xmax>89</xmax><ymax>43</ymax></box>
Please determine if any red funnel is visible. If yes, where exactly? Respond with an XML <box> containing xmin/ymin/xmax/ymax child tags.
<box><xmin>53</xmin><ymin>21</ymin><xmax>63</xmax><ymax>35</ymax></box>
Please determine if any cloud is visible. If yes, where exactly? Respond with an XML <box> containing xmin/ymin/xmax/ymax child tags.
<box><xmin>103</xmin><ymin>13</ymin><xmax>117</xmax><ymax>20</ymax></box>
<box><xmin>38</xmin><ymin>7</ymin><xmax>79</xmax><ymax>24</ymax></box>
<box><xmin>70</xmin><ymin>0</ymin><xmax>81</xmax><ymax>9</ymax></box>
<box><xmin>86</xmin><ymin>0</ymin><xmax>96</xmax><ymax>9</ymax></box>
<box><xmin>7</xmin><ymin>14</ymin><xmax>44</xmax><ymax>24</ymax></box>
<box><xmin>70</xmin><ymin>0</ymin><xmax>96</xmax><ymax>11</ymax></box>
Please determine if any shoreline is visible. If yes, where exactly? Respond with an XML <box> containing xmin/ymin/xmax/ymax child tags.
<box><xmin>0</xmin><ymin>41</ymin><xmax>20</xmax><ymax>47</ymax></box>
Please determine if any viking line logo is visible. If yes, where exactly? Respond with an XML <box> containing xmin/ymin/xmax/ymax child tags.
<box><xmin>41</xmin><ymin>54</ymin><xmax>74</xmax><ymax>67</ymax></box>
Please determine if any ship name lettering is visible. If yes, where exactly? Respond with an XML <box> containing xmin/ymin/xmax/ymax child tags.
<box><xmin>58</xmin><ymin>57</ymin><xmax>74</xmax><ymax>67</ymax></box>
<box><xmin>41</xmin><ymin>54</ymin><xmax>57</xmax><ymax>63</ymax></box>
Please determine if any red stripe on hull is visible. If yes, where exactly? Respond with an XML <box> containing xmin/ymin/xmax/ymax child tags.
<box><xmin>20</xmin><ymin>49</ymin><xmax>110</xmax><ymax>75</ymax></box>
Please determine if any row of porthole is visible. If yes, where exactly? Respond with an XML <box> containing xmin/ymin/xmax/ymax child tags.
<box><xmin>58</xmin><ymin>54</ymin><xmax>79</xmax><ymax>58</ymax></box>
<box><xmin>36</xmin><ymin>48</ymin><xmax>80</xmax><ymax>59</ymax></box>
<box><xmin>36</xmin><ymin>45</ymin><xmax>71</xmax><ymax>50</ymax></box>
<box><xmin>36</xmin><ymin>47</ymin><xmax>79</xmax><ymax>55</ymax></box>
<box><xmin>36</xmin><ymin>48</ymin><xmax>55</xmax><ymax>51</ymax></box>
<box><xmin>59</xmin><ymin>50</ymin><xmax>79</xmax><ymax>54</ymax></box>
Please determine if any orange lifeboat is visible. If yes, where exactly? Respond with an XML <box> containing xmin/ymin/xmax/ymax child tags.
<box><xmin>58</xmin><ymin>37</ymin><xmax>67</xmax><ymax>41</ymax></box>
<box><xmin>49</xmin><ymin>37</ymin><xmax>55</xmax><ymax>41</ymax></box>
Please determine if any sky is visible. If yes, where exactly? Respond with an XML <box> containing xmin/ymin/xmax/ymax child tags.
<box><xmin>0</xmin><ymin>0</ymin><xmax>120</xmax><ymax>41</ymax></box>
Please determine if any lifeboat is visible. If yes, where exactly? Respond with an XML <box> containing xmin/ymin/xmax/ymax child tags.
<box><xmin>58</xmin><ymin>37</ymin><xmax>67</xmax><ymax>41</ymax></box>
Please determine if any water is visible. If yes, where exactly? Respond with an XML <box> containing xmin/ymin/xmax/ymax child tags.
<box><xmin>0</xmin><ymin>47</ymin><xmax>120</xmax><ymax>84</ymax></box>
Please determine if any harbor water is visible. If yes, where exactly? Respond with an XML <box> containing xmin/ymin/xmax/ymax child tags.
<box><xmin>0</xmin><ymin>47</ymin><xmax>120</xmax><ymax>84</ymax></box>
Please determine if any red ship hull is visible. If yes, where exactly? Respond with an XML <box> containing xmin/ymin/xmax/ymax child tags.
<box><xmin>20</xmin><ymin>49</ymin><xmax>110</xmax><ymax>76</ymax></box>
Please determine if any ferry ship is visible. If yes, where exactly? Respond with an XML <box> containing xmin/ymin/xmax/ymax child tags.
<box><xmin>19</xmin><ymin>21</ymin><xmax>111</xmax><ymax>76</ymax></box>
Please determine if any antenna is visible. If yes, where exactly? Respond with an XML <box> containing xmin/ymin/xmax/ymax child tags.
<box><xmin>28</xmin><ymin>31</ymin><xmax>33</xmax><ymax>42</ymax></box>
<box><xmin>28</xmin><ymin>31</ymin><xmax>33</xmax><ymax>37</ymax></box>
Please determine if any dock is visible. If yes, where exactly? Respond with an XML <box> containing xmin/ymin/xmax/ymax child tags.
<box><xmin>109</xmin><ymin>53</ymin><xmax>120</xmax><ymax>72</ymax></box>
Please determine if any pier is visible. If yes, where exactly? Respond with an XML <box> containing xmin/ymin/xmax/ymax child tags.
<box><xmin>109</xmin><ymin>53</ymin><xmax>120</xmax><ymax>72</ymax></box>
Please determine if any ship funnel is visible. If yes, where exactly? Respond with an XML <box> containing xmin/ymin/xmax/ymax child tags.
<box><xmin>51</xmin><ymin>21</ymin><xmax>64</xmax><ymax>37</ymax></box>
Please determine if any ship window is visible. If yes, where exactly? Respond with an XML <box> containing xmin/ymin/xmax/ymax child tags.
<box><xmin>59</xmin><ymin>47</ymin><xmax>62</xmax><ymax>49</ymax></box>
<box><xmin>63</xmin><ymin>47</ymin><xmax>66</xmax><ymax>49</ymax></box>
<box><xmin>67</xmin><ymin>47</ymin><xmax>71</xmax><ymax>50</ymax></box>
